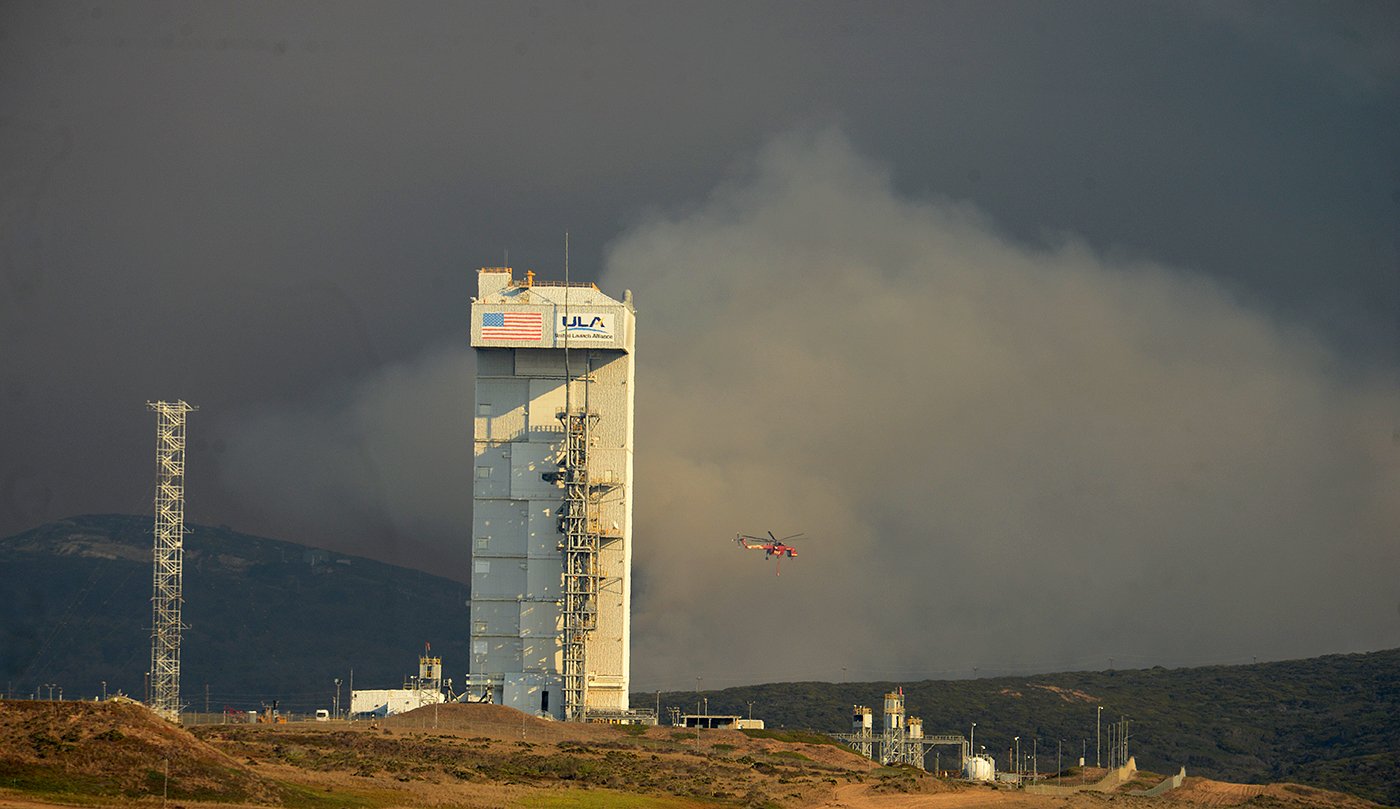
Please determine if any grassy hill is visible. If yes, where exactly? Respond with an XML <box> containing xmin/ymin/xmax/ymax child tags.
<box><xmin>0</xmin><ymin>515</ymin><xmax>470</xmax><ymax>714</ymax></box>
<box><xmin>0</xmin><ymin>699</ymin><xmax>1387</xmax><ymax>809</ymax></box>
<box><xmin>4</xmin><ymin>515</ymin><xmax>1395</xmax><ymax>805</ymax></box>
<box><xmin>645</xmin><ymin>649</ymin><xmax>1400</xmax><ymax>806</ymax></box>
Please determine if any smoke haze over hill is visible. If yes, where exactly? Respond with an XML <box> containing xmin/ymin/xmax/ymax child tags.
<box><xmin>603</xmin><ymin>133</ymin><xmax>1400</xmax><ymax>688</ymax></box>
<box><xmin>3</xmin><ymin>3</ymin><xmax>1399</xmax><ymax>689</ymax></box>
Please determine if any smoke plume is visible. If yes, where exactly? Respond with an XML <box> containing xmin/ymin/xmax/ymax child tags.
<box><xmin>602</xmin><ymin>130</ymin><xmax>1400</xmax><ymax>688</ymax></box>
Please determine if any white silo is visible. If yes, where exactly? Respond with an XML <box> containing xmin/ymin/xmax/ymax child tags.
<box><xmin>963</xmin><ymin>755</ymin><xmax>996</xmax><ymax>782</ymax></box>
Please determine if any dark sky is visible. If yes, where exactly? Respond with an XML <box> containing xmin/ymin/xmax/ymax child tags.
<box><xmin>3</xmin><ymin>2</ymin><xmax>1398</xmax><ymax>689</ymax></box>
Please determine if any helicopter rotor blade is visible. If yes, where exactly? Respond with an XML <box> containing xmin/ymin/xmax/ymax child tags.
<box><xmin>779</xmin><ymin>533</ymin><xmax>805</xmax><ymax>542</ymax></box>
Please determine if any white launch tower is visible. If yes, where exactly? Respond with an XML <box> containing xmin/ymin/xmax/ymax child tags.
<box><xmin>467</xmin><ymin>267</ymin><xmax>636</xmax><ymax>720</ymax></box>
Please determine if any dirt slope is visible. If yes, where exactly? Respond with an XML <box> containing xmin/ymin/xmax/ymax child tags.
<box><xmin>1165</xmin><ymin>776</ymin><xmax>1383</xmax><ymax>808</ymax></box>
<box><xmin>0</xmin><ymin>699</ymin><xmax>279</xmax><ymax>803</ymax></box>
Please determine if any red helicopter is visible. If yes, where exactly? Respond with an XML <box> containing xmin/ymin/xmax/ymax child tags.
<box><xmin>735</xmin><ymin>531</ymin><xmax>805</xmax><ymax>575</ymax></box>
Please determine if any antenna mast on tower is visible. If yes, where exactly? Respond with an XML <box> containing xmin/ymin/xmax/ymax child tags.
<box><xmin>147</xmin><ymin>400</ymin><xmax>195</xmax><ymax>722</ymax></box>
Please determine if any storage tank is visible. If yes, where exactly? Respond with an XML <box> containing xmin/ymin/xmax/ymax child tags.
<box><xmin>907</xmin><ymin>717</ymin><xmax>923</xmax><ymax>739</ymax></box>
<box><xmin>963</xmin><ymin>754</ymin><xmax>996</xmax><ymax>782</ymax></box>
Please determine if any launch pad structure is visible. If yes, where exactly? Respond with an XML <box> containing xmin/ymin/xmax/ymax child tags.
<box><xmin>835</xmin><ymin>689</ymin><xmax>967</xmax><ymax>771</ymax></box>
<box><xmin>147</xmin><ymin>400</ymin><xmax>195</xmax><ymax>723</ymax></box>
<box><xmin>467</xmin><ymin>267</ymin><xmax>639</xmax><ymax>722</ymax></box>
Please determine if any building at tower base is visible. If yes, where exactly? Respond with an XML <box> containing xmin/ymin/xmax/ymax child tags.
<box><xmin>467</xmin><ymin>267</ymin><xmax>635</xmax><ymax>720</ymax></box>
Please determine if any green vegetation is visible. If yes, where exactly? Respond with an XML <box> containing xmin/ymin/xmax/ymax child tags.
<box><xmin>0</xmin><ymin>763</ymin><xmax>118</xmax><ymax>798</ymax></box>
<box><xmin>768</xmin><ymin>750</ymin><xmax>811</xmax><ymax>761</ymax></box>
<box><xmin>737</xmin><ymin>729</ymin><xmax>840</xmax><ymax>747</ymax></box>
<box><xmin>273</xmin><ymin>782</ymin><xmax>382</xmax><ymax>809</ymax></box>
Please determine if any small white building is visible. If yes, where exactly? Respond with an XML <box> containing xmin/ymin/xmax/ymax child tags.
<box><xmin>350</xmin><ymin>688</ymin><xmax>445</xmax><ymax>717</ymax></box>
<box><xmin>678</xmin><ymin>714</ymin><xmax>765</xmax><ymax>730</ymax></box>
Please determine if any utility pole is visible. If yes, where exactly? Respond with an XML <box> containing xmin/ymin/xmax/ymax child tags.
<box><xmin>1096</xmin><ymin>705</ymin><xmax>1102</xmax><ymax>768</ymax></box>
<box><xmin>1120</xmin><ymin>716</ymin><xmax>1129</xmax><ymax>766</ymax></box>
<box><xmin>695</xmin><ymin>675</ymin><xmax>702</xmax><ymax>751</ymax></box>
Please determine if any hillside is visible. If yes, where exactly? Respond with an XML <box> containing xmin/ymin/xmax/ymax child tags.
<box><xmin>0</xmin><ymin>699</ymin><xmax>1385</xmax><ymax>809</ymax></box>
<box><xmin>0</xmin><ymin>515</ymin><xmax>470</xmax><ymax>713</ymax></box>
<box><xmin>651</xmin><ymin>649</ymin><xmax>1400</xmax><ymax>806</ymax></box>
<box><xmin>3</xmin><ymin>515</ymin><xmax>1395</xmax><ymax>805</ymax></box>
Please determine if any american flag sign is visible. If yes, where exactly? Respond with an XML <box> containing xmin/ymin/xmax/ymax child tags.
<box><xmin>481</xmin><ymin>311</ymin><xmax>544</xmax><ymax>340</ymax></box>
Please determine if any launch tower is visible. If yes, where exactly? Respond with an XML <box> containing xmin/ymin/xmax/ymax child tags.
<box><xmin>468</xmin><ymin>267</ymin><xmax>636</xmax><ymax>720</ymax></box>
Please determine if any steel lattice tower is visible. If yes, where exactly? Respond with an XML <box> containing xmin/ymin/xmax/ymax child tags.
<box><xmin>148</xmin><ymin>400</ymin><xmax>195</xmax><ymax>722</ymax></box>
<box><xmin>558</xmin><ymin>408</ymin><xmax>600</xmax><ymax>720</ymax></box>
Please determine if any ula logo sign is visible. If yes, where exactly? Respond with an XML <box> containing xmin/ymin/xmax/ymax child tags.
<box><xmin>557</xmin><ymin>312</ymin><xmax>613</xmax><ymax>340</ymax></box>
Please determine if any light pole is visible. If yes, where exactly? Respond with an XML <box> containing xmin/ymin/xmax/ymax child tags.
<box><xmin>1096</xmin><ymin>705</ymin><xmax>1102</xmax><ymax>768</ymax></box>
<box><xmin>1014</xmin><ymin>736</ymin><xmax>1020</xmax><ymax>777</ymax></box>
<box><xmin>970</xmin><ymin>722</ymin><xmax>976</xmax><ymax>757</ymax></box>
<box><xmin>746</xmin><ymin>701</ymin><xmax>754</xmax><ymax>721</ymax></box>
<box><xmin>334</xmin><ymin>678</ymin><xmax>342</xmax><ymax>720</ymax></box>
<box><xmin>694</xmin><ymin>676</ymin><xmax>702</xmax><ymax>751</ymax></box>
<box><xmin>101</xmin><ymin>681</ymin><xmax>107</xmax><ymax>701</ymax></box>
<box><xmin>1033</xmin><ymin>737</ymin><xmax>1037</xmax><ymax>781</ymax></box>
<box><xmin>1057</xmin><ymin>739</ymin><xmax>1062</xmax><ymax>781</ymax></box>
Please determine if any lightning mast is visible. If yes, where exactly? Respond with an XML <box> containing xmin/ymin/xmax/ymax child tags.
<box><xmin>147</xmin><ymin>400</ymin><xmax>195</xmax><ymax>722</ymax></box>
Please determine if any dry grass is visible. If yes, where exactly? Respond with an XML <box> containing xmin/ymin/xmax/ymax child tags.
<box><xmin>0</xmin><ymin>702</ymin><xmax>1387</xmax><ymax>809</ymax></box>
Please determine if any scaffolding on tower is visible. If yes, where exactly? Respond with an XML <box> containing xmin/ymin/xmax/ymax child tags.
<box><xmin>147</xmin><ymin>399</ymin><xmax>195</xmax><ymax>723</ymax></box>
<box><xmin>558</xmin><ymin>403</ymin><xmax>600</xmax><ymax>721</ymax></box>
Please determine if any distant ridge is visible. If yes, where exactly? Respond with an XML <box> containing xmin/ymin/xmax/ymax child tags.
<box><xmin>0</xmin><ymin>514</ymin><xmax>470</xmax><ymax>713</ymax></box>
<box><xmin>644</xmin><ymin>647</ymin><xmax>1400</xmax><ymax>806</ymax></box>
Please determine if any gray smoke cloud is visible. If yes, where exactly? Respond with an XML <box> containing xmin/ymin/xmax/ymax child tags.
<box><xmin>147</xmin><ymin>128</ymin><xmax>1400</xmax><ymax>689</ymax></box>
<box><xmin>600</xmin><ymin>131</ymin><xmax>1400</xmax><ymax>689</ymax></box>
<box><xmin>5</xmin><ymin>2</ymin><xmax>1398</xmax><ymax>690</ymax></box>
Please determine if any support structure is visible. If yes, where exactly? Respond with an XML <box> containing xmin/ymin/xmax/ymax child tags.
<box><xmin>558</xmin><ymin>407</ymin><xmax>601</xmax><ymax>720</ymax></box>
<box><xmin>147</xmin><ymin>400</ymin><xmax>195</xmax><ymax>723</ymax></box>
<box><xmin>834</xmin><ymin>690</ymin><xmax>964</xmax><ymax>771</ymax></box>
